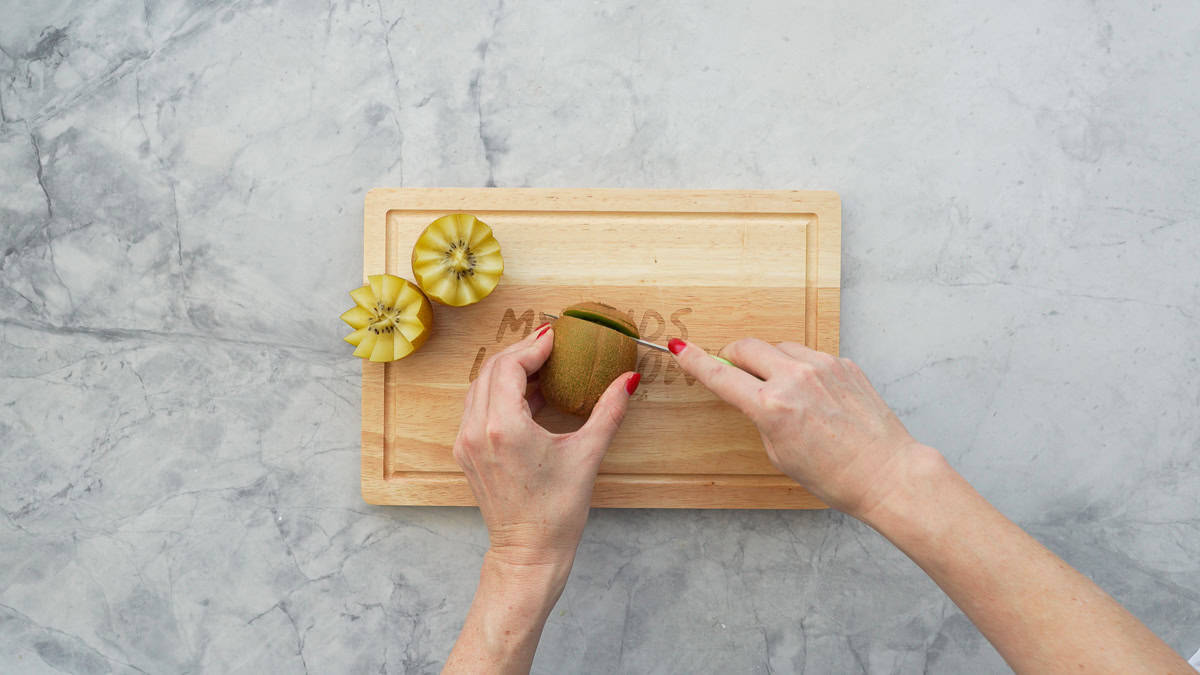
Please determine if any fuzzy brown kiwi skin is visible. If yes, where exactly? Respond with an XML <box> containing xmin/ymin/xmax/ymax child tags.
<box><xmin>541</xmin><ymin>315</ymin><xmax>638</xmax><ymax>416</ymax></box>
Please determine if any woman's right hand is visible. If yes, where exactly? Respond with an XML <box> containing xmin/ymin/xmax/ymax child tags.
<box><xmin>669</xmin><ymin>338</ymin><xmax>935</xmax><ymax>518</ymax></box>
<box><xmin>671</xmin><ymin>339</ymin><xmax>1196</xmax><ymax>675</ymax></box>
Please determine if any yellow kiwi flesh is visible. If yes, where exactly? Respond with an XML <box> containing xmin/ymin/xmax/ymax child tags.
<box><xmin>411</xmin><ymin>213</ymin><xmax>504</xmax><ymax>307</ymax></box>
<box><xmin>540</xmin><ymin>303</ymin><xmax>639</xmax><ymax>416</ymax></box>
<box><xmin>340</xmin><ymin>274</ymin><xmax>433</xmax><ymax>362</ymax></box>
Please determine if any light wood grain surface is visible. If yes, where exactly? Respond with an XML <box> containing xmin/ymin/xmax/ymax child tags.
<box><xmin>361</xmin><ymin>188</ymin><xmax>840</xmax><ymax>508</ymax></box>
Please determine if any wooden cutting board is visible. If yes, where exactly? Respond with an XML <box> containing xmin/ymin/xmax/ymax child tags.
<box><xmin>360</xmin><ymin>188</ymin><xmax>840</xmax><ymax>508</ymax></box>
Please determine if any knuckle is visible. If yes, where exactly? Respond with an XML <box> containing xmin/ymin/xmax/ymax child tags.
<box><xmin>492</xmin><ymin>348</ymin><xmax>525</xmax><ymax>368</ymax></box>
<box><xmin>750</xmin><ymin>337</ymin><xmax>774</xmax><ymax>351</ymax></box>
<box><xmin>725</xmin><ymin>337</ymin><xmax>756</xmax><ymax>356</ymax></box>
<box><xmin>796</xmin><ymin>366</ymin><xmax>820</xmax><ymax>387</ymax></box>
<box><xmin>811</xmin><ymin>351</ymin><xmax>837</xmax><ymax>369</ymax></box>
<box><xmin>484</xmin><ymin>417</ymin><xmax>518</xmax><ymax>444</ymax></box>
<box><xmin>496</xmin><ymin>356</ymin><xmax>524</xmax><ymax>378</ymax></box>
<box><xmin>788</xmin><ymin>361</ymin><xmax>818</xmax><ymax>382</ymax></box>
<box><xmin>484</xmin><ymin>423</ymin><xmax>506</xmax><ymax>444</ymax></box>
<box><xmin>754</xmin><ymin>386</ymin><xmax>793</xmax><ymax>415</ymax></box>
<box><xmin>601</xmin><ymin>404</ymin><xmax>625</xmax><ymax>429</ymax></box>
<box><xmin>453</xmin><ymin>433</ymin><xmax>478</xmax><ymax>462</ymax></box>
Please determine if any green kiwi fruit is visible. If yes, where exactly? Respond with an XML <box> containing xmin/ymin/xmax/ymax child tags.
<box><xmin>540</xmin><ymin>302</ymin><xmax>639</xmax><ymax>416</ymax></box>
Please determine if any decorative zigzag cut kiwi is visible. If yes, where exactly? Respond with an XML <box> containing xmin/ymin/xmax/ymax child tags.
<box><xmin>340</xmin><ymin>274</ymin><xmax>433</xmax><ymax>362</ymax></box>
<box><xmin>411</xmin><ymin>213</ymin><xmax>504</xmax><ymax>307</ymax></box>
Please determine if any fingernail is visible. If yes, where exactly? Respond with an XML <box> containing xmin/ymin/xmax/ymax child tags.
<box><xmin>536</xmin><ymin>323</ymin><xmax>551</xmax><ymax>339</ymax></box>
<box><xmin>667</xmin><ymin>338</ymin><xmax>687</xmax><ymax>355</ymax></box>
<box><xmin>625</xmin><ymin>372</ymin><xmax>641</xmax><ymax>395</ymax></box>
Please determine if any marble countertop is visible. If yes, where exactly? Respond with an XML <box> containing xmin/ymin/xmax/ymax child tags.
<box><xmin>2</xmin><ymin>1</ymin><xmax>1197</xmax><ymax>672</ymax></box>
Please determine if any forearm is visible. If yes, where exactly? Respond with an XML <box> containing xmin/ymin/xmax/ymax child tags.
<box><xmin>443</xmin><ymin>551</ymin><xmax>571</xmax><ymax>675</ymax></box>
<box><xmin>860</xmin><ymin>445</ymin><xmax>1189</xmax><ymax>674</ymax></box>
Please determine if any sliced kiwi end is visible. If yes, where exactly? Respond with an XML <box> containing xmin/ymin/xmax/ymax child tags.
<box><xmin>561</xmin><ymin>303</ymin><xmax>639</xmax><ymax>339</ymax></box>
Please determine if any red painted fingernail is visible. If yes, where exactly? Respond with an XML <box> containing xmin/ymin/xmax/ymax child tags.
<box><xmin>536</xmin><ymin>323</ymin><xmax>551</xmax><ymax>339</ymax></box>
<box><xmin>625</xmin><ymin>372</ymin><xmax>641</xmax><ymax>395</ymax></box>
<box><xmin>667</xmin><ymin>338</ymin><xmax>687</xmax><ymax>355</ymax></box>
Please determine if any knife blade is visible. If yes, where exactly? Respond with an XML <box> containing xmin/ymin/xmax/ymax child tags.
<box><xmin>540</xmin><ymin>312</ymin><xmax>735</xmax><ymax>367</ymax></box>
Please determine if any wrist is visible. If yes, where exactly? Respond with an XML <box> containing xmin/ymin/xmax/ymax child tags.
<box><xmin>446</xmin><ymin>551</ymin><xmax>574</xmax><ymax>671</ymax></box>
<box><xmin>855</xmin><ymin>443</ymin><xmax>956</xmax><ymax>532</ymax></box>
<box><xmin>481</xmin><ymin>548</ymin><xmax>574</xmax><ymax>605</ymax></box>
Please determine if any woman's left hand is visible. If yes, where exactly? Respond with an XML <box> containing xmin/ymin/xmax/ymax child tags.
<box><xmin>453</xmin><ymin>324</ymin><xmax>640</xmax><ymax>572</ymax></box>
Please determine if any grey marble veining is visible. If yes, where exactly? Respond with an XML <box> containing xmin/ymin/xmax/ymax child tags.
<box><xmin>1</xmin><ymin>1</ymin><xmax>1198</xmax><ymax>672</ymax></box>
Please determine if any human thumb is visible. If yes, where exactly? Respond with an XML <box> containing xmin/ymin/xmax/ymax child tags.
<box><xmin>576</xmin><ymin>371</ymin><xmax>640</xmax><ymax>452</ymax></box>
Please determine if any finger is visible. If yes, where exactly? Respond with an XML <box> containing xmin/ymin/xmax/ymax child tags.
<box><xmin>717</xmin><ymin>338</ymin><xmax>796</xmax><ymax>381</ymax></box>
<box><xmin>574</xmin><ymin>372</ymin><xmax>639</xmax><ymax>454</ymax></box>
<box><xmin>469</xmin><ymin>326</ymin><xmax>554</xmax><ymax>419</ymax></box>
<box><xmin>461</xmin><ymin>357</ymin><xmax>491</xmax><ymax>418</ymax></box>
<box><xmin>488</xmin><ymin>334</ymin><xmax>555</xmax><ymax>421</ymax></box>
<box><xmin>775</xmin><ymin>341</ymin><xmax>813</xmax><ymax>360</ymax></box>
<box><xmin>502</xmin><ymin>325</ymin><xmax>555</xmax><ymax>376</ymax></box>
<box><xmin>495</xmin><ymin>321</ymin><xmax>552</xmax><ymax>358</ymax></box>
<box><xmin>776</xmin><ymin>340</ymin><xmax>842</xmax><ymax>370</ymax></box>
<box><xmin>488</xmin><ymin>357</ymin><xmax>540</xmax><ymax>421</ymax></box>
<box><xmin>670</xmin><ymin>340</ymin><xmax>763</xmax><ymax>414</ymax></box>
<box><xmin>477</xmin><ymin>323</ymin><xmax>547</xmax><ymax>403</ymax></box>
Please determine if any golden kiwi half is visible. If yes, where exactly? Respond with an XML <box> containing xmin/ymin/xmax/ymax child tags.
<box><xmin>340</xmin><ymin>274</ymin><xmax>433</xmax><ymax>362</ymax></box>
<box><xmin>540</xmin><ymin>302</ymin><xmax>639</xmax><ymax>416</ymax></box>
<box><xmin>411</xmin><ymin>213</ymin><xmax>503</xmax><ymax>307</ymax></box>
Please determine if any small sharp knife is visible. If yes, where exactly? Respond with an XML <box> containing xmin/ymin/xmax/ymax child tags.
<box><xmin>541</xmin><ymin>313</ymin><xmax>735</xmax><ymax>367</ymax></box>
